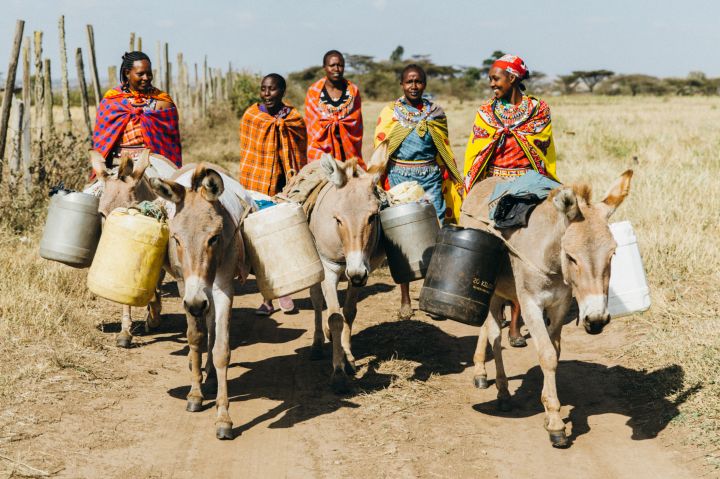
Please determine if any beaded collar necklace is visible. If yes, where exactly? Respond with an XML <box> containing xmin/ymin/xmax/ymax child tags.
<box><xmin>493</xmin><ymin>95</ymin><xmax>532</xmax><ymax>127</ymax></box>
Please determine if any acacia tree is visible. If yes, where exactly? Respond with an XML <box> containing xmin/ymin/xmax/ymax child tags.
<box><xmin>389</xmin><ymin>45</ymin><xmax>404</xmax><ymax>63</ymax></box>
<box><xmin>572</xmin><ymin>69</ymin><xmax>614</xmax><ymax>92</ymax></box>
<box><xmin>556</xmin><ymin>73</ymin><xmax>580</xmax><ymax>94</ymax></box>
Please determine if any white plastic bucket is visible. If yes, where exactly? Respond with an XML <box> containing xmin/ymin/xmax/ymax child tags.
<box><xmin>608</xmin><ymin>221</ymin><xmax>651</xmax><ymax>318</ymax></box>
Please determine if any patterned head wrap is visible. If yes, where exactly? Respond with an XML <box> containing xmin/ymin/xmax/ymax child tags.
<box><xmin>491</xmin><ymin>54</ymin><xmax>529</xmax><ymax>80</ymax></box>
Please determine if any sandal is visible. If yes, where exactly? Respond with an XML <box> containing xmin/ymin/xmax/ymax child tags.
<box><xmin>278</xmin><ymin>296</ymin><xmax>296</xmax><ymax>314</ymax></box>
<box><xmin>255</xmin><ymin>302</ymin><xmax>275</xmax><ymax>316</ymax></box>
<box><xmin>508</xmin><ymin>335</ymin><xmax>527</xmax><ymax>348</ymax></box>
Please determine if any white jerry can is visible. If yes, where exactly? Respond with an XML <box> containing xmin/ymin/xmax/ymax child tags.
<box><xmin>608</xmin><ymin>221</ymin><xmax>651</xmax><ymax>318</ymax></box>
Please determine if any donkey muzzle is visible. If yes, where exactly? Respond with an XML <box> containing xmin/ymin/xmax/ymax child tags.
<box><xmin>346</xmin><ymin>251</ymin><xmax>369</xmax><ymax>287</ymax></box>
<box><xmin>579</xmin><ymin>294</ymin><xmax>610</xmax><ymax>335</ymax></box>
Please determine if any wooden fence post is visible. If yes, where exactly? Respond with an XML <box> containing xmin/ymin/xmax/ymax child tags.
<box><xmin>9</xmin><ymin>98</ymin><xmax>23</xmax><ymax>184</ymax></box>
<box><xmin>137</xmin><ymin>36</ymin><xmax>142</xmax><ymax>52</ymax></box>
<box><xmin>86</xmin><ymin>25</ymin><xmax>101</xmax><ymax>106</ymax></box>
<box><xmin>43</xmin><ymin>58</ymin><xmax>54</xmax><ymax>135</ymax></box>
<box><xmin>22</xmin><ymin>38</ymin><xmax>32</xmax><ymax>191</ymax></box>
<box><xmin>156</xmin><ymin>41</ymin><xmax>163</xmax><ymax>91</ymax></box>
<box><xmin>107</xmin><ymin>65</ymin><xmax>117</xmax><ymax>90</ymax></box>
<box><xmin>201</xmin><ymin>56</ymin><xmax>207</xmax><ymax>117</ymax></box>
<box><xmin>0</xmin><ymin>19</ymin><xmax>25</xmax><ymax>181</ymax></box>
<box><xmin>163</xmin><ymin>43</ymin><xmax>170</xmax><ymax>96</ymax></box>
<box><xmin>129</xmin><ymin>32</ymin><xmax>135</xmax><ymax>52</ymax></box>
<box><xmin>33</xmin><ymin>31</ymin><xmax>44</xmax><ymax>164</ymax></box>
<box><xmin>58</xmin><ymin>15</ymin><xmax>72</xmax><ymax>133</ymax></box>
<box><xmin>76</xmin><ymin>48</ymin><xmax>92</xmax><ymax>139</ymax></box>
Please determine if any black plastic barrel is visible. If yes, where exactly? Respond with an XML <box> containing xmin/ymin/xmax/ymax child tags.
<box><xmin>419</xmin><ymin>225</ymin><xmax>505</xmax><ymax>326</ymax></box>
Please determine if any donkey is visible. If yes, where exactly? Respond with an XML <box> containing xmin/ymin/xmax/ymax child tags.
<box><xmin>308</xmin><ymin>147</ymin><xmax>388</xmax><ymax>393</ymax></box>
<box><xmin>459</xmin><ymin>170</ymin><xmax>633</xmax><ymax>448</ymax></box>
<box><xmin>89</xmin><ymin>149</ymin><xmax>178</xmax><ymax>348</ymax></box>
<box><xmin>151</xmin><ymin>163</ymin><xmax>250</xmax><ymax>440</ymax></box>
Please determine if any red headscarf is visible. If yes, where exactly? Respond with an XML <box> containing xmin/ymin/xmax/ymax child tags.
<box><xmin>492</xmin><ymin>54</ymin><xmax>529</xmax><ymax>80</ymax></box>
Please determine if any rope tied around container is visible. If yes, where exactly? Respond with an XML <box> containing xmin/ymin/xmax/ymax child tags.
<box><xmin>128</xmin><ymin>200</ymin><xmax>168</xmax><ymax>222</ymax></box>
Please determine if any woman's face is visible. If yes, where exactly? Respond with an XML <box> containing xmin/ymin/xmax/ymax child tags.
<box><xmin>324</xmin><ymin>54</ymin><xmax>345</xmax><ymax>82</ymax></box>
<box><xmin>125</xmin><ymin>60</ymin><xmax>153</xmax><ymax>92</ymax></box>
<box><xmin>401</xmin><ymin>69</ymin><xmax>426</xmax><ymax>103</ymax></box>
<box><xmin>260</xmin><ymin>77</ymin><xmax>284</xmax><ymax>110</ymax></box>
<box><xmin>488</xmin><ymin>67</ymin><xmax>516</xmax><ymax>100</ymax></box>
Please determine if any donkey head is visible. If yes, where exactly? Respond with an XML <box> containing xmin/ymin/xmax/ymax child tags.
<box><xmin>90</xmin><ymin>149</ymin><xmax>154</xmax><ymax>219</ymax></box>
<box><xmin>553</xmin><ymin>170</ymin><xmax>633</xmax><ymax>334</ymax></box>
<box><xmin>320</xmin><ymin>146</ymin><xmax>387</xmax><ymax>287</ymax></box>
<box><xmin>151</xmin><ymin>164</ymin><xmax>230</xmax><ymax>319</ymax></box>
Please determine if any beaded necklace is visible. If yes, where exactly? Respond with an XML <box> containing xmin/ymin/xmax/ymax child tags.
<box><xmin>493</xmin><ymin>96</ymin><xmax>532</xmax><ymax>127</ymax></box>
<box><xmin>394</xmin><ymin>97</ymin><xmax>431</xmax><ymax>130</ymax></box>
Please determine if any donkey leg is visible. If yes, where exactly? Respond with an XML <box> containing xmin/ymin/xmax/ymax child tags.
<box><xmin>474</xmin><ymin>295</ymin><xmax>503</xmax><ymax>389</ymax></box>
<box><xmin>521</xmin><ymin>298</ymin><xmax>568</xmax><ymax>448</ymax></box>
<box><xmin>211</xmin><ymin>284</ymin><xmax>233</xmax><ymax>440</ymax></box>
<box><xmin>546</xmin><ymin>300</ymin><xmax>570</xmax><ymax>360</ymax></box>
<box><xmin>398</xmin><ymin>282</ymin><xmax>413</xmax><ymax>319</ymax></box>
<box><xmin>341</xmin><ymin>285</ymin><xmax>360</xmax><ymax>375</ymax></box>
<box><xmin>320</xmin><ymin>269</ymin><xmax>349</xmax><ymax>393</ymax></box>
<box><xmin>145</xmin><ymin>271</ymin><xmax>165</xmax><ymax>332</ymax></box>
<box><xmin>204</xmin><ymin>302</ymin><xmax>218</xmax><ymax>396</ymax></box>
<box><xmin>487</xmin><ymin>300</ymin><xmax>512</xmax><ymax>411</ymax></box>
<box><xmin>309</xmin><ymin>282</ymin><xmax>325</xmax><ymax>360</ymax></box>
<box><xmin>185</xmin><ymin>313</ymin><xmax>205</xmax><ymax>413</ymax></box>
<box><xmin>116</xmin><ymin>305</ymin><xmax>133</xmax><ymax>348</ymax></box>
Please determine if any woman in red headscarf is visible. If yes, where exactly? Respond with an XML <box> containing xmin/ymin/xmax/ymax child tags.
<box><xmin>463</xmin><ymin>54</ymin><xmax>559</xmax><ymax>347</ymax></box>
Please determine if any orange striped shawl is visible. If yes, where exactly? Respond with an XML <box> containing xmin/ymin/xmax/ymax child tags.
<box><xmin>238</xmin><ymin>103</ymin><xmax>307</xmax><ymax>196</ymax></box>
<box><xmin>304</xmin><ymin>78</ymin><xmax>363</xmax><ymax>165</ymax></box>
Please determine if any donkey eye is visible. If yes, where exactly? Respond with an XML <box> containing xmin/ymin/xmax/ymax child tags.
<box><xmin>208</xmin><ymin>234</ymin><xmax>220</xmax><ymax>246</ymax></box>
<box><xmin>335</xmin><ymin>217</ymin><xmax>342</xmax><ymax>226</ymax></box>
<box><xmin>566</xmin><ymin>254</ymin><xmax>577</xmax><ymax>265</ymax></box>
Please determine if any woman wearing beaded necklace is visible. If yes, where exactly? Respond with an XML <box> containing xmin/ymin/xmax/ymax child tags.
<box><xmin>463</xmin><ymin>54</ymin><xmax>558</xmax><ymax>347</ymax></box>
<box><xmin>374</xmin><ymin>64</ymin><xmax>463</xmax><ymax>319</ymax></box>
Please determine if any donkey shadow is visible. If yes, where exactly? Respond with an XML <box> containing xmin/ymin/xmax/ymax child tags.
<box><xmin>166</xmin><ymin>319</ymin><xmax>477</xmax><ymax>437</ymax></box>
<box><xmin>472</xmin><ymin>361</ymin><xmax>699</xmax><ymax>445</ymax></box>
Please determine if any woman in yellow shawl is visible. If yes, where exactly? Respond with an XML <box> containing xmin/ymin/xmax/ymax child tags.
<box><xmin>374</xmin><ymin>64</ymin><xmax>463</xmax><ymax>319</ymax></box>
<box><xmin>463</xmin><ymin>54</ymin><xmax>558</xmax><ymax>347</ymax></box>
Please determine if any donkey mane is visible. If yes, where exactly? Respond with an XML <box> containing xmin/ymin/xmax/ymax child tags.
<box><xmin>548</xmin><ymin>182</ymin><xmax>593</xmax><ymax>204</ymax></box>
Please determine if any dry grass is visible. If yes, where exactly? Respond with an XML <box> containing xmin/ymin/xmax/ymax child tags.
<box><xmin>0</xmin><ymin>96</ymin><xmax>718</xmax><ymax>468</ymax></box>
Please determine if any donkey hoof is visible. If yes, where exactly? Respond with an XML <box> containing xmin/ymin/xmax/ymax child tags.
<box><xmin>186</xmin><ymin>398</ymin><xmax>203</xmax><ymax>412</ymax></box>
<box><xmin>116</xmin><ymin>336</ymin><xmax>132</xmax><ymax>349</ymax></box>
<box><xmin>497</xmin><ymin>398</ymin><xmax>513</xmax><ymax>412</ymax></box>
<box><xmin>331</xmin><ymin>372</ymin><xmax>350</xmax><ymax>395</ymax></box>
<box><xmin>549</xmin><ymin>430</ymin><xmax>569</xmax><ymax>448</ymax></box>
<box><xmin>473</xmin><ymin>375</ymin><xmax>489</xmax><ymax>389</ymax></box>
<box><xmin>216</xmin><ymin>425</ymin><xmax>234</xmax><ymax>440</ymax></box>
<box><xmin>310</xmin><ymin>345</ymin><xmax>324</xmax><ymax>361</ymax></box>
<box><xmin>343</xmin><ymin>359</ymin><xmax>357</xmax><ymax>376</ymax></box>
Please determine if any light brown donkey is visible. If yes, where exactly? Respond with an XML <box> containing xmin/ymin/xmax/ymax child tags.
<box><xmin>460</xmin><ymin>170</ymin><xmax>633</xmax><ymax>448</ymax></box>
<box><xmin>308</xmin><ymin>148</ymin><xmax>387</xmax><ymax>393</ymax></box>
<box><xmin>89</xmin><ymin>149</ymin><xmax>177</xmax><ymax>348</ymax></box>
<box><xmin>151</xmin><ymin>163</ymin><xmax>250</xmax><ymax>440</ymax></box>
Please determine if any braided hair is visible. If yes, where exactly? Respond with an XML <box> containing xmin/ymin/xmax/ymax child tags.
<box><xmin>262</xmin><ymin>73</ymin><xmax>286</xmax><ymax>92</ymax></box>
<box><xmin>120</xmin><ymin>51</ymin><xmax>151</xmax><ymax>86</ymax></box>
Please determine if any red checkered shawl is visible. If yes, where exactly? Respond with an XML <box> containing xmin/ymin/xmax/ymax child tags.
<box><xmin>304</xmin><ymin>78</ymin><xmax>363</xmax><ymax>165</ymax></box>
<box><xmin>92</xmin><ymin>86</ymin><xmax>182</xmax><ymax>167</ymax></box>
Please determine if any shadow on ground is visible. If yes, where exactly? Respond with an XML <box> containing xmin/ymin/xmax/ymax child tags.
<box><xmin>472</xmin><ymin>361</ymin><xmax>700</xmax><ymax>446</ymax></box>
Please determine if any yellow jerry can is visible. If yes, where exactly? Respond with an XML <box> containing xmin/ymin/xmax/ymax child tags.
<box><xmin>87</xmin><ymin>208</ymin><xmax>169</xmax><ymax>307</ymax></box>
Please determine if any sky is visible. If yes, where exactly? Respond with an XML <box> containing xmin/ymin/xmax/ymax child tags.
<box><xmin>1</xmin><ymin>0</ymin><xmax>719</xmax><ymax>83</ymax></box>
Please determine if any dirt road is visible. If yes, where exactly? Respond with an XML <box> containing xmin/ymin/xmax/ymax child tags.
<box><xmin>3</xmin><ymin>273</ymin><xmax>701</xmax><ymax>478</ymax></box>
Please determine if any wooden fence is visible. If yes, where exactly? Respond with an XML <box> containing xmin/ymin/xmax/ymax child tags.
<box><xmin>0</xmin><ymin>17</ymin><xmax>233</xmax><ymax>190</ymax></box>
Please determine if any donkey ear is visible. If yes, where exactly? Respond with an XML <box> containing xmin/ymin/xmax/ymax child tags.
<box><xmin>200</xmin><ymin>169</ymin><xmax>224</xmax><ymax>202</ymax></box>
<box><xmin>553</xmin><ymin>187</ymin><xmax>582</xmax><ymax>221</ymax></box>
<box><xmin>151</xmin><ymin>178</ymin><xmax>185</xmax><ymax>204</ymax></box>
<box><xmin>598</xmin><ymin>169</ymin><xmax>633</xmax><ymax>218</ymax></box>
<box><xmin>320</xmin><ymin>153</ymin><xmax>347</xmax><ymax>188</ymax></box>
<box><xmin>131</xmin><ymin>149</ymin><xmax>151</xmax><ymax>181</ymax></box>
<box><xmin>90</xmin><ymin>150</ymin><xmax>108</xmax><ymax>181</ymax></box>
<box><xmin>118</xmin><ymin>155</ymin><xmax>134</xmax><ymax>181</ymax></box>
<box><xmin>366</xmin><ymin>141</ymin><xmax>389</xmax><ymax>174</ymax></box>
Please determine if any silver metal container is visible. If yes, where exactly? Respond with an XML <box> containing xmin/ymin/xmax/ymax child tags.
<box><xmin>380</xmin><ymin>202</ymin><xmax>440</xmax><ymax>284</ymax></box>
<box><xmin>39</xmin><ymin>191</ymin><xmax>101</xmax><ymax>268</ymax></box>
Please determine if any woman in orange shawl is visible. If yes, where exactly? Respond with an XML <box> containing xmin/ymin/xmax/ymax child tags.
<box><xmin>463</xmin><ymin>54</ymin><xmax>559</xmax><ymax>347</ymax></box>
<box><xmin>93</xmin><ymin>51</ymin><xmax>181</xmax><ymax>167</ymax></box>
<box><xmin>238</xmin><ymin>74</ymin><xmax>307</xmax><ymax>196</ymax></box>
<box><xmin>304</xmin><ymin>50</ymin><xmax>363</xmax><ymax>164</ymax></box>
<box><xmin>238</xmin><ymin>73</ymin><xmax>307</xmax><ymax>316</ymax></box>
